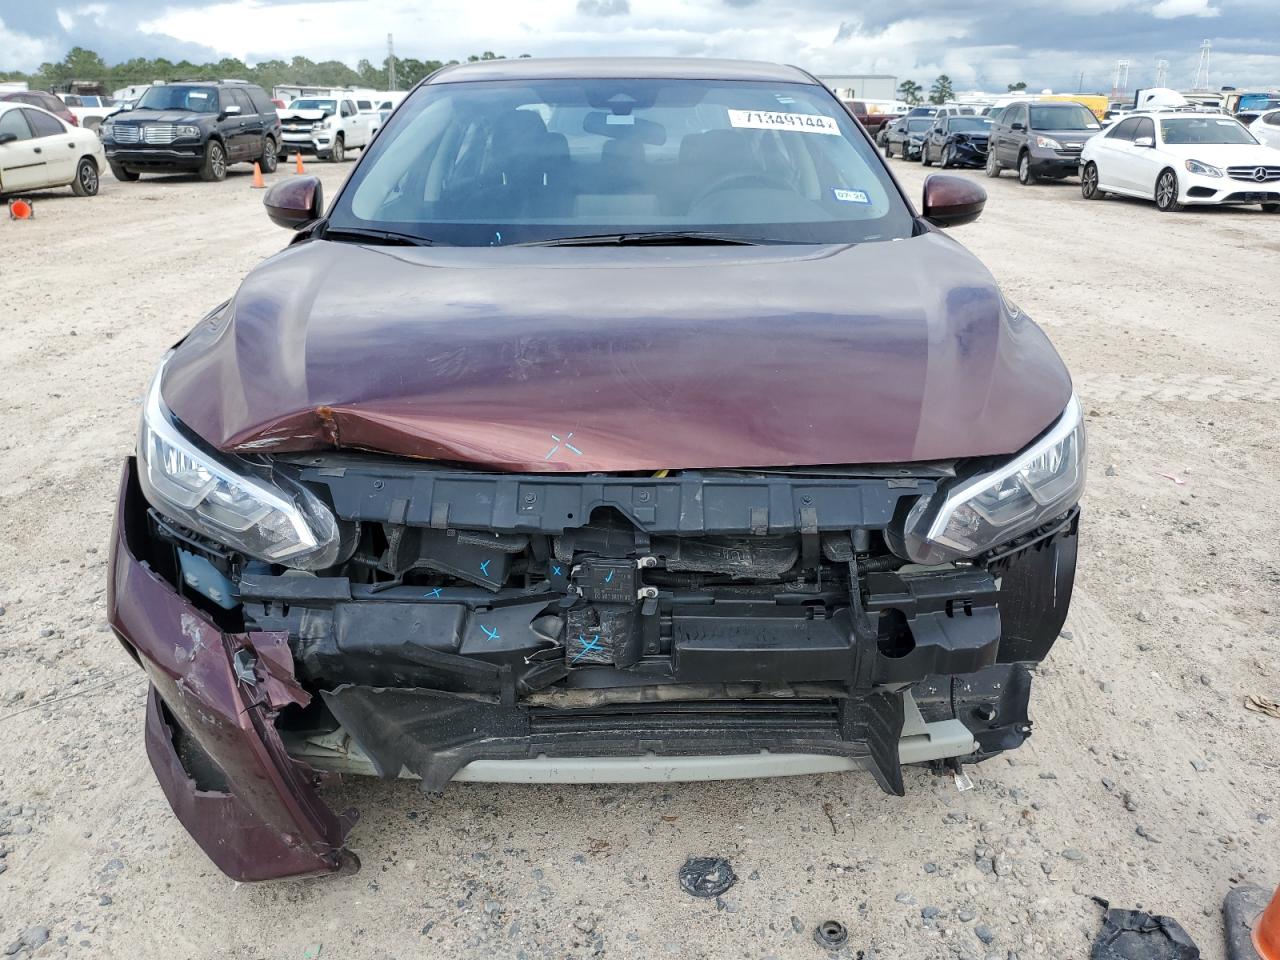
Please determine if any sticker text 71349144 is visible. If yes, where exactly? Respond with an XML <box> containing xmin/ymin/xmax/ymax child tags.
<box><xmin>727</xmin><ymin>109</ymin><xmax>841</xmax><ymax>135</ymax></box>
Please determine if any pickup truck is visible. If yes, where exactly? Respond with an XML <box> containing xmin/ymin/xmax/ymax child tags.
<box><xmin>278</xmin><ymin>96</ymin><xmax>379</xmax><ymax>162</ymax></box>
<box><xmin>843</xmin><ymin>100</ymin><xmax>903</xmax><ymax>139</ymax></box>
<box><xmin>56</xmin><ymin>93</ymin><xmax>118</xmax><ymax>132</ymax></box>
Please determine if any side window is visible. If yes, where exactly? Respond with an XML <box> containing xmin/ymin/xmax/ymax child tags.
<box><xmin>1265</xmin><ymin>112</ymin><xmax>1280</xmax><ymax>127</ymax></box>
<box><xmin>228</xmin><ymin>88</ymin><xmax>255</xmax><ymax>115</ymax></box>
<box><xmin>0</xmin><ymin>109</ymin><xmax>33</xmax><ymax>141</ymax></box>
<box><xmin>246</xmin><ymin>87</ymin><xmax>275</xmax><ymax>115</ymax></box>
<box><xmin>1108</xmin><ymin>118</ymin><xmax>1137</xmax><ymax>140</ymax></box>
<box><xmin>64</xmin><ymin>95</ymin><xmax>82</xmax><ymax>107</ymax></box>
<box><xmin>357</xmin><ymin>100</ymin><xmax>372</xmax><ymax>111</ymax></box>
<box><xmin>341</xmin><ymin>100</ymin><xmax>356</xmax><ymax>118</ymax></box>
<box><xmin>24</xmin><ymin>109</ymin><xmax>65</xmax><ymax>138</ymax></box>
<box><xmin>1133</xmin><ymin>117</ymin><xmax>1155</xmax><ymax>142</ymax></box>
<box><xmin>1014</xmin><ymin>105</ymin><xmax>1029</xmax><ymax>127</ymax></box>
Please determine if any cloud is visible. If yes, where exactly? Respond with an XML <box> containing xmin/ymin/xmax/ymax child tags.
<box><xmin>577</xmin><ymin>0</ymin><xmax>631</xmax><ymax>15</ymax></box>
<box><xmin>1</xmin><ymin>0</ymin><xmax>1276</xmax><ymax>91</ymax></box>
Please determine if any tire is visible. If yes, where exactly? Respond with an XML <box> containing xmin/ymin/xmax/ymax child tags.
<box><xmin>330</xmin><ymin>134</ymin><xmax>345</xmax><ymax>163</ymax></box>
<box><xmin>260</xmin><ymin>137</ymin><xmax>278</xmax><ymax>174</ymax></box>
<box><xmin>921</xmin><ymin>144</ymin><xmax>933</xmax><ymax>167</ymax></box>
<box><xmin>1155</xmin><ymin>169</ymin><xmax>1182</xmax><ymax>212</ymax></box>
<box><xmin>70</xmin><ymin>157</ymin><xmax>99</xmax><ymax>196</ymax></box>
<box><xmin>1017</xmin><ymin>152</ymin><xmax>1036</xmax><ymax>185</ymax></box>
<box><xmin>200</xmin><ymin>140</ymin><xmax>227</xmax><ymax>182</ymax></box>
<box><xmin>985</xmin><ymin>150</ymin><xmax>1001</xmax><ymax>178</ymax></box>
<box><xmin>884</xmin><ymin>141</ymin><xmax>894</xmax><ymax>159</ymax></box>
<box><xmin>1261</xmin><ymin>203</ymin><xmax>1278</xmax><ymax>213</ymax></box>
<box><xmin>1081</xmin><ymin>161</ymin><xmax>1105</xmax><ymax>200</ymax></box>
<box><xmin>109</xmin><ymin>162</ymin><xmax>139</xmax><ymax>182</ymax></box>
<box><xmin>940</xmin><ymin>145</ymin><xmax>954</xmax><ymax>169</ymax></box>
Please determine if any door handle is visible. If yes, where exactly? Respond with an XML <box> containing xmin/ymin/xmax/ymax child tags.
<box><xmin>33</xmin><ymin>146</ymin><xmax>41</xmax><ymax>154</ymax></box>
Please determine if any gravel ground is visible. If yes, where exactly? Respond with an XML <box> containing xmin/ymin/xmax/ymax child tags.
<box><xmin>0</xmin><ymin>150</ymin><xmax>1277</xmax><ymax>960</ymax></box>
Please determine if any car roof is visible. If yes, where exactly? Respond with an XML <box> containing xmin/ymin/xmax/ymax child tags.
<box><xmin>427</xmin><ymin>57</ymin><xmax>816</xmax><ymax>85</ymax></box>
<box><xmin>0</xmin><ymin>101</ymin><xmax>61</xmax><ymax>119</ymax></box>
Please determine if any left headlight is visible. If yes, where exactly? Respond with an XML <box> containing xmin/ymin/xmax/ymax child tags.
<box><xmin>901</xmin><ymin>395</ymin><xmax>1086</xmax><ymax>565</ymax></box>
<box><xmin>1184</xmin><ymin>159</ymin><xmax>1223</xmax><ymax>178</ymax></box>
<box><xmin>137</xmin><ymin>352</ymin><xmax>343</xmax><ymax>569</ymax></box>
<box><xmin>175</xmin><ymin>124</ymin><xmax>201</xmax><ymax>139</ymax></box>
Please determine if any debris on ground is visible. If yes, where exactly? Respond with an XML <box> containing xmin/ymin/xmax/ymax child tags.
<box><xmin>1089</xmin><ymin>899</ymin><xmax>1200</xmax><ymax>960</ymax></box>
<box><xmin>1222</xmin><ymin>885</ymin><xmax>1272</xmax><ymax>960</ymax></box>
<box><xmin>1244</xmin><ymin>695</ymin><xmax>1280</xmax><ymax>720</ymax></box>
<box><xmin>813</xmin><ymin>919</ymin><xmax>848</xmax><ymax>951</ymax></box>
<box><xmin>678</xmin><ymin>857</ymin><xmax>737</xmax><ymax>898</ymax></box>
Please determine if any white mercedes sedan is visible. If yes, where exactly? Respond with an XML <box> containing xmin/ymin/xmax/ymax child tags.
<box><xmin>1078</xmin><ymin>112</ymin><xmax>1280</xmax><ymax>212</ymax></box>
<box><xmin>0</xmin><ymin>101</ymin><xmax>106</xmax><ymax>198</ymax></box>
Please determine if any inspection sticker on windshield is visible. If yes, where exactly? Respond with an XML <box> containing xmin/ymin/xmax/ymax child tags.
<box><xmin>727</xmin><ymin>109</ymin><xmax>840</xmax><ymax>135</ymax></box>
<box><xmin>832</xmin><ymin>188</ymin><xmax>871</xmax><ymax>204</ymax></box>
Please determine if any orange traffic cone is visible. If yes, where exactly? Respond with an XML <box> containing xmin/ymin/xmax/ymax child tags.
<box><xmin>294</xmin><ymin>152</ymin><xmax>305</xmax><ymax>174</ymax></box>
<box><xmin>1256</xmin><ymin>885</ymin><xmax>1280</xmax><ymax>960</ymax></box>
<box><xmin>8</xmin><ymin>198</ymin><xmax>33</xmax><ymax>220</ymax></box>
<box><xmin>250</xmin><ymin>162</ymin><xmax>265</xmax><ymax>189</ymax></box>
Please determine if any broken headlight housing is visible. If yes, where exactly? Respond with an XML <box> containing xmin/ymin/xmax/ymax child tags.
<box><xmin>137</xmin><ymin>353</ymin><xmax>342</xmax><ymax>569</ymax></box>
<box><xmin>901</xmin><ymin>395</ymin><xmax>1085</xmax><ymax>565</ymax></box>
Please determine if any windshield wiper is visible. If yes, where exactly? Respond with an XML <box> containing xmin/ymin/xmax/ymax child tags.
<box><xmin>516</xmin><ymin>231</ymin><xmax>768</xmax><ymax>247</ymax></box>
<box><xmin>322</xmin><ymin>227</ymin><xmax>434</xmax><ymax>247</ymax></box>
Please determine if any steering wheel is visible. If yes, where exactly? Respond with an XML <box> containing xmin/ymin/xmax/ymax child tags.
<box><xmin>689</xmin><ymin>172</ymin><xmax>791</xmax><ymax>209</ymax></box>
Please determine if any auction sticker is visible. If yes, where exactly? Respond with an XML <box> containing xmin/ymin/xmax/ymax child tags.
<box><xmin>832</xmin><ymin>188</ymin><xmax>871</xmax><ymax>204</ymax></box>
<box><xmin>727</xmin><ymin>109</ymin><xmax>840</xmax><ymax>135</ymax></box>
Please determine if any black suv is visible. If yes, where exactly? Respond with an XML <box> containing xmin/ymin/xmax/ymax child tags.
<box><xmin>101</xmin><ymin>81</ymin><xmax>280</xmax><ymax>182</ymax></box>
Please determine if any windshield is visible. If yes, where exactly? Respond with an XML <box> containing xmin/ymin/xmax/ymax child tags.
<box><xmin>1029</xmin><ymin>105</ymin><xmax>1100</xmax><ymax>130</ymax></box>
<box><xmin>905</xmin><ymin>118</ymin><xmax>932</xmax><ymax>132</ymax></box>
<box><xmin>1161</xmin><ymin>117</ymin><xmax>1258</xmax><ymax>145</ymax></box>
<box><xmin>330</xmin><ymin>78</ymin><xmax>914</xmax><ymax>246</ymax></box>
<box><xmin>136</xmin><ymin>85</ymin><xmax>219</xmax><ymax>113</ymax></box>
<box><xmin>291</xmin><ymin>99</ymin><xmax>337</xmax><ymax>113</ymax></box>
<box><xmin>949</xmin><ymin>118</ymin><xmax>991</xmax><ymax>132</ymax></box>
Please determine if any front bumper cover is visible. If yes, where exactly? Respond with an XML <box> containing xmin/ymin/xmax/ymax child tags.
<box><xmin>108</xmin><ymin>462</ymin><xmax>355</xmax><ymax>881</ymax></box>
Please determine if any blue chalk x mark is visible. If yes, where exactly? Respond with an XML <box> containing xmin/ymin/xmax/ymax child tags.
<box><xmin>544</xmin><ymin>431</ymin><xmax>584</xmax><ymax>460</ymax></box>
<box><xmin>480</xmin><ymin>625</ymin><xmax>501</xmax><ymax>642</ymax></box>
<box><xmin>423</xmin><ymin>587</ymin><xmax>443</xmax><ymax>599</ymax></box>
<box><xmin>479</xmin><ymin>559</ymin><xmax>491</xmax><ymax>576</ymax></box>
<box><xmin>552</xmin><ymin>565</ymin><xmax>562</xmax><ymax>576</ymax></box>
<box><xmin>571</xmin><ymin>634</ymin><xmax>602</xmax><ymax>663</ymax></box>
<box><xmin>604</xmin><ymin>569</ymin><xmax>615</xmax><ymax>584</ymax></box>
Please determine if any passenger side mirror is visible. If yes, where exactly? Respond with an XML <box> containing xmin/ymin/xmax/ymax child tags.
<box><xmin>1133</xmin><ymin>136</ymin><xmax>1154</xmax><ymax>148</ymax></box>
<box><xmin>222</xmin><ymin>104</ymin><xmax>242</xmax><ymax>118</ymax></box>
<box><xmin>1011</xmin><ymin>122</ymin><xmax>1025</xmax><ymax>131</ymax></box>
<box><xmin>0</xmin><ymin>132</ymin><xmax>16</xmax><ymax>146</ymax></box>
<box><xmin>264</xmin><ymin>175</ymin><xmax>324</xmax><ymax>229</ymax></box>
<box><xmin>921</xmin><ymin>174</ymin><xmax>986</xmax><ymax>228</ymax></box>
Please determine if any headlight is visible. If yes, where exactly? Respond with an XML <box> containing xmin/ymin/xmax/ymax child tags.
<box><xmin>315</xmin><ymin>120</ymin><xmax>330</xmax><ymax>130</ymax></box>
<box><xmin>100</xmin><ymin>125</ymin><xmax>113</xmax><ymax>142</ymax></box>
<box><xmin>175</xmin><ymin>124</ymin><xmax>201</xmax><ymax>139</ymax></box>
<box><xmin>1184</xmin><ymin>159</ymin><xmax>1223</xmax><ymax>178</ymax></box>
<box><xmin>1035</xmin><ymin>136</ymin><xmax>1063</xmax><ymax>149</ymax></box>
<box><xmin>137</xmin><ymin>353</ymin><xmax>342</xmax><ymax>569</ymax></box>
<box><xmin>901</xmin><ymin>395</ymin><xmax>1085</xmax><ymax>564</ymax></box>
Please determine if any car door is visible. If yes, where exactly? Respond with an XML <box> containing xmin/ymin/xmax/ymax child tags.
<box><xmin>22</xmin><ymin>108</ymin><xmax>77</xmax><ymax>184</ymax></box>
<box><xmin>928</xmin><ymin>118</ymin><xmax>945</xmax><ymax>157</ymax></box>
<box><xmin>1125</xmin><ymin>117</ymin><xmax>1164</xmax><ymax>197</ymax></box>
<box><xmin>339</xmin><ymin>99</ymin><xmax>359</xmax><ymax>144</ymax></box>
<box><xmin>233</xmin><ymin>88</ymin><xmax>264</xmax><ymax>159</ymax></box>
<box><xmin>0</xmin><ymin>108</ymin><xmax>46</xmax><ymax>191</ymax></box>
<box><xmin>1092</xmin><ymin>117</ymin><xmax>1138</xmax><ymax>192</ymax></box>
<box><xmin>1001</xmin><ymin>104</ymin><xmax>1028</xmax><ymax>164</ymax></box>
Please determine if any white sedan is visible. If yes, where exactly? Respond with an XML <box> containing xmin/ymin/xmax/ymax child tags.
<box><xmin>1250</xmin><ymin>110</ymin><xmax>1280</xmax><ymax>150</ymax></box>
<box><xmin>0</xmin><ymin>101</ymin><xmax>106</xmax><ymax>197</ymax></box>
<box><xmin>1078</xmin><ymin>111</ymin><xmax>1280</xmax><ymax>212</ymax></box>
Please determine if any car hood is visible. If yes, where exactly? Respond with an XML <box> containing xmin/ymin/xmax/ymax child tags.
<box><xmin>162</xmin><ymin>234</ymin><xmax>1073</xmax><ymax>472</ymax></box>
<box><xmin>280</xmin><ymin>109</ymin><xmax>331</xmax><ymax>121</ymax></box>
<box><xmin>1157</xmin><ymin>142</ymin><xmax>1280</xmax><ymax>166</ymax></box>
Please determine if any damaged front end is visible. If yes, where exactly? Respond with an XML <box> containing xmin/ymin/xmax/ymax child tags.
<box><xmin>109</xmin><ymin>418</ymin><xmax>1080</xmax><ymax>879</ymax></box>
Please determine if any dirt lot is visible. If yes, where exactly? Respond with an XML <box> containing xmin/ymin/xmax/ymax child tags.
<box><xmin>0</xmin><ymin>152</ymin><xmax>1277</xmax><ymax>960</ymax></box>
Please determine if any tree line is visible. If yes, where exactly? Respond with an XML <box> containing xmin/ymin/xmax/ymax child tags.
<box><xmin>0</xmin><ymin>46</ymin><xmax>530</xmax><ymax>95</ymax></box>
<box><xmin>895</xmin><ymin>76</ymin><xmax>1029</xmax><ymax>105</ymax></box>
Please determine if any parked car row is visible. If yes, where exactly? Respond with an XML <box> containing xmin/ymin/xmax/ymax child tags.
<box><xmin>882</xmin><ymin>98</ymin><xmax>1280</xmax><ymax>213</ymax></box>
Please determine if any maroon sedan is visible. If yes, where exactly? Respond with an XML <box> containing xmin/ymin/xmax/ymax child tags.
<box><xmin>108</xmin><ymin>57</ymin><xmax>1084</xmax><ymax>881</ymax></box>
<box><xmin>0</xmin><ymin>90</ymin><xmax>78</xmax><ymax>127</ymax></box>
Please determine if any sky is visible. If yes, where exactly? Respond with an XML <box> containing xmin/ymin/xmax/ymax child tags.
<box><xmin>2</xmin><ymin>0</ymin><xmax>1278</xmax><ymax>93</ymax></box>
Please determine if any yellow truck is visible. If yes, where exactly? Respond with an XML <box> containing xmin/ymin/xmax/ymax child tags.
<box><xmin>1038</xmin><ymin>94</ymin><xmax>1108</xmax><ymax>121</ymax></box>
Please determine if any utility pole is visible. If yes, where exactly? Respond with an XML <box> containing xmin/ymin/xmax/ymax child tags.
<box><xmin>1111</xmin><ymin>59</ymin><xmax>1130</xmax><ymax>98</ymax></box>
<box><xmin>1193</xmin><ymin>39</ymin><xmax>1210</xmax><ymax>90</ymax></box>
<box><xmin>1076</xmin><ymin>70</ymin><xmax>1084</xmax><ymax>93</ymax></box>
<box><xmin>388</xmin><ymin>33</ymin><xmax>397</xmax><ymax>91</ymax></box>
<box><xmin>1155</xmin><ymin>59</ymin><xmax>1168</xmax><ymax>88</ymax></box>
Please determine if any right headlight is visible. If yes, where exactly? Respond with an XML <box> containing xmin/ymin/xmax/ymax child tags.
<box><xmin>137</xmin><ymin>352</ymin><xmax>343</xmax><ymax>569</ymax></box>
<box><xmin>901</xmin><ymin>395</ymin><xmax>1085</xmax><ymax>565</ymax></box>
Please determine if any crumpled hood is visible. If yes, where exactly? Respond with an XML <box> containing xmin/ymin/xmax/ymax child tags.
<box><xmin>280</xmin><ymin>109</ymin><xmax>330</xmax><ymax>121</ymax></box>
<box><xmin>162</xmin><ymin>234</ymin><xmax>1072</xmax><ymax>472</ymax></box>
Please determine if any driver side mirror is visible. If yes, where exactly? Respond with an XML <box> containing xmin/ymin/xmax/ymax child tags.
<box><xmin>1133</xmin><ymin>136</ymin><xmax>1154</xmax><ymax>148</ymax></box>
<box><xmin>922</xmin><ymin>174</ymin><xmax>986</xmax><ymax>228</ymax></box>
<box><xmin>1011</xmin><ymin>122</ymin><xmax>1025</xmax><ymax>131</ymax></box>
<box><xmin>221</xmin><ymin>104</ymin><xmax>242</xmax><ymax>119</ymax></box>
<box><xmin>264</xmin><ymin>175</ymin><xmax>324</xmax><ymax>229</ymax></box>
<box><xmin>0</xmin><ymin>132</ymin><xmax>16</xmax><ymax>146</ymax></box>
